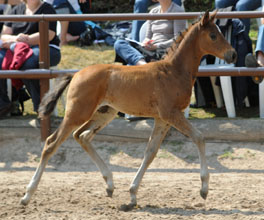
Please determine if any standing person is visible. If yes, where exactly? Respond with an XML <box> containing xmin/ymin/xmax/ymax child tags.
<box><xmin>0</xmin><ymin>0</ymin><xmax>61</xmax><ymax>117</ymax></box>
<box><xmin>114</xmin><ymin>0</ymin><xmax>186</xmax><ymax>66</ymax></box>
<box><xmin>215</xmin><ymin>0</ymin><xmax>261</xmax><ymax>34</ymax></box>
<box><xmin>131</xmin><ymin>0</ymin><xmax>182</xmax><ymax>41</ymax></box>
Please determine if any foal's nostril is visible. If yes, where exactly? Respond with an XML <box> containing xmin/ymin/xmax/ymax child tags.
<box><xmin>224</xmin><ymin>50</ymin><xmax>237</xmax><ymax>64</ymax></box>
<box><xmin>232</xmin><ymin>51</ymin><xmax>237</xmax><ymax>63</ymax></box>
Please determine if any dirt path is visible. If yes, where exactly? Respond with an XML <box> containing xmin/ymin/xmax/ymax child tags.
<box><xmin>1</xmin><ymin>137</ymin><xmax>264</xmax><ymax>219</ymax></box>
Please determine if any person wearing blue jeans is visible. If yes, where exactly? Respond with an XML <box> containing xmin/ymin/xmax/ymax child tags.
<box><xmin>131</xmin><ymin>0</ymin><xmax>182</xmax><ymax>41</ymax></box>
<box><xmin>245</xmin><ymin>1</ymin><xmax>264</xmax><ymax>83</ymax></box>
<box><xmin>0</xmin><ymin>0</ymin><xmax>61</xmax><ymax>117</ymax></box>
<box><xmin>115</xmin><ymin>0</ymin><xmax>186</xmax><ymax>66</ymax></box>
<box><xmin>0</xmin><ymin>46</ymin><xmax>61</xmax><ymax>113</ymax></box>
<box><xmin>215</xmin><ymin>0</ymin><xmax>261</xmax><ymax>34</ymax></box>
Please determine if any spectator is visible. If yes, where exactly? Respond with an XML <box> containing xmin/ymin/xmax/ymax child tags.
<box><xmin>245</xmin><ymin>0</ymin><xmax>264</xmax><ymax>83</ymax></box>
<box><xmin>0</xmin><ymin>0</ymin><xmax>61</xmax><ymax>117</ymax></box>
<box><xmin>44</xmin><ymin>0</ymin><xmax>87</xmax><ymax>46</ymax></box>
<box><xmin>45</xmin><ymin>0</ymin><xmax>116</xmax><ymax>46</ymax></box>
<box><xmin>131</xmin><ymin>0</ymin><xmax>182</xmax><ymax>41</ymax></box>
<box><xmin>114</xmin><ymin>0</ymin><xmax>186</xmax><ymax>66</ymax></box>
<box><xmin>215</xmin><ymin>0</ymin><xmax>261</xmax><ymax>34</ymax></box>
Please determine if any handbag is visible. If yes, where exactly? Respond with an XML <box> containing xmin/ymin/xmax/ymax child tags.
<box><xmin>79</xmin><ymin>25</ymin><xmax>96</xmax><ymax>46</ymax></box>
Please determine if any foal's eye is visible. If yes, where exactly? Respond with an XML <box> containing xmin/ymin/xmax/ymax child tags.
<box><xmin>210</xmin><ymin>32</ymin><xmax>217</xmax><ymax>41</ymax></box>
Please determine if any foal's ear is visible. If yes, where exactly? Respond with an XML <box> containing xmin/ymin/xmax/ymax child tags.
<box><xmin>209</xmin><ymin>10</ymin><xmax>218</xmax><ymax>22</ymax></box>
<box><xmin>201</xmin><ymin>10</ymin><xmax>210</xmax><ymax>27</ymax></box>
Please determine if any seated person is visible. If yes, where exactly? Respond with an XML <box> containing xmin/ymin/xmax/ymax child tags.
<box><xmin>245</xmin><ymin>0</ymin><xmax>264</xmax><ymax>83</ymax></box>
<box><xmin>44</xmin><ymin>0</ymin><xmax>87</xmax><ymax>46</ymax></box>
<box><xmin>131</xmin><ymin>0</ymin><xmax>182</xmax><ymax>41</ymax></box>
<box><xmin>114</xmin><ymin>0</ymin><xmax>186</xmax><ymax>66</ymax></box>
<box><xmin>45</xmin><ymin>0</ymin><xmax>115</xmax><ymax>46</ymax></box>
<box><xmin>0</xmin><ymin>0</ymin><xmax>61</xmax><ymax>117</ymax></box>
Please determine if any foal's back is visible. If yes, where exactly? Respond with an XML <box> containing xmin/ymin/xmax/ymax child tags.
<box><xmin>67</xmin><ymin>60</ymin><xmax>192</xmax><ymax>118</ymax></box>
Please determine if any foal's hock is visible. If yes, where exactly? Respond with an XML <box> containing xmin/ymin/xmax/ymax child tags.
<box><xmin>20</xmin><ymin>11</ymin><xmax>236</xmax><ymax>208</ymax></box>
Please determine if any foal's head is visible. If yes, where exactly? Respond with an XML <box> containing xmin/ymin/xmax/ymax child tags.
<box><xmin>198</xmin><ymin>10</ymin><xmax>237</xmax><ymax>64</ymax></box>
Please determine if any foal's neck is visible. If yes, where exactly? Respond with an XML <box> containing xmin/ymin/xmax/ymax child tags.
<box><xmin>169</xmin><ymin>25</ymin><xmax>203</xmax><ymax>75</ymax></box>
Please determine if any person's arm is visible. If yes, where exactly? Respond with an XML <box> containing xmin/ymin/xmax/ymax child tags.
<box><xmin>142</xmin><ymin>20</ymin><xmax>152</xmax><ymax>44</ymax></box>
<box><xmin>1</xmin><ymin>24</ymin><xmax>56</xmax><ymax>48</ymax></box>
<box><xmin>1</xmin><ymin>25</ymin><xmax>17</xmax><ymax>48</ymax></box>
<box><xmin>142</xmin><ymin>21</ymin><xmax>157</xmax><ymax>50</ymax></box>
<box><xmin>26</xmin><ymin>30</ymin><xmax>56</xmax><ymax>45</ymax></box>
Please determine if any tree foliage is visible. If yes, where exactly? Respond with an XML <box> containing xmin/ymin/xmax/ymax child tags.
<box><xmin>90</xmin><ymin>0</ymin><xmax>215</xmax><ymax>14</ymax></box>
<box><xmin>91</xmin><ymin>0</ymin><xmax>134</xmax><ymax>13</ymax></box>
<box><xmin>184</xmin><ymin>0</ymin><xmax>215</xmax><ymax>12</ymax></box>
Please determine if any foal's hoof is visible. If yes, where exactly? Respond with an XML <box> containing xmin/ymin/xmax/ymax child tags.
<box><xmin>20</xmin><ymin>197</ymin><xmax>29</xmax><ymax>206</ymax></box>
<box><xmin>119</xmin><ymin>203</ymin><xmax>137</xmax><ymax>212</ymax></box>
<box><xmin>200</xmin><ymin>189</ymin><xmax>208</xmax><ymax>200</ymax></box>
<box><xmin>106</xmin><ymin>188</ymin><xmax>113</xmax><ymax>198</ymax></box>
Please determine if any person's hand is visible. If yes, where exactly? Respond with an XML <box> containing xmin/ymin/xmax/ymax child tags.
<box><xmin>79</xmin><ymin>0</ymin><xmax>87</xmax><ymax>3</ymax></box>
<box><xmin>262</xmin><ymin>18</ymin><xmax>264</xmax><ymax>25</ymax></box>
<box><xmin>2</xmin><ymin>41</ymin><xmax>14</xmax><ymax>49</ymax></box>
<box><xmin>143</xmin><ymin>40</ymin><xmax>157</xmax><ymax>51</ymax></box>
<box><xmin>16</xmin><ymin>33</ymin><xmax>30</xmax><ymax>43</ymax></box>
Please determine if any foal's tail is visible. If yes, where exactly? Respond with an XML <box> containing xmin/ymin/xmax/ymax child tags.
<box><xmin>38</xmin><ymin>75</ymin><xmax>72</xmax><ymax>119</ymax></box>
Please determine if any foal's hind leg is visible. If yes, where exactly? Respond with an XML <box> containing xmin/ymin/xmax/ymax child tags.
<box><xmin>20</xmin><ymin>120</ymin><xmax>76</xmax><ymax>206</ymax></box>
<box><xmin>160</xmin><ymin>109</ymin><xmax>209</xmax><ymax>200</ymax></box>
<box><xmin>128</xmin><ymin>119</ymin><xmax>170</xmax><ymax>207</ymax></box>
<box><xmin>73</xmin><ymin>106</ymin><xmax>118</xmax><ymax>197</ymax></box>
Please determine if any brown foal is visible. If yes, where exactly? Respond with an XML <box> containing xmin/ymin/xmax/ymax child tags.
<box><xmin>20</xmin><ymin>11</ymin><xmax>237</xmax><ymax>208</ymax></box>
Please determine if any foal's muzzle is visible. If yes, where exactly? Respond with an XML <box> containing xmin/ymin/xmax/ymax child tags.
<box><xmin>224</xmin><ymin>50</ymin><xmax>237</xmax><ymax>64</ymax></box>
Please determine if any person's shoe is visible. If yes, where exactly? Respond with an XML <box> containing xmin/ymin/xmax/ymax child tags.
<box><xmin>10</xmin><ymin>101</ymin><xmax>22</xmax><ymax>116</ymax></box>
<box><xmin>245</xmin><ymin>53</ymin><xmax>264</xmax><ymax>84</ymax></box>
<box><xmin>0</xmin><ymin>103</ymin><xmax>12</xmax><ymax>118</ymax></box>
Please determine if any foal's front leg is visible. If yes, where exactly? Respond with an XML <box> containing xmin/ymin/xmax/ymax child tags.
<box><xmin>128</xmin><ymin>119</ymin><xmax>170</xmax><ymax>208</ymax></box>
<box><xmin>161</xmin><ymin>109</ymin><xmax>209</xmax><ymax>200</ymax></box>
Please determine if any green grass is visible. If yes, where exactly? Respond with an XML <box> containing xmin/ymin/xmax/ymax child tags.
<box><xmin>57</xmin><ymin>44</ymin><xmax>116</xmax><ymax>70</ymax></box>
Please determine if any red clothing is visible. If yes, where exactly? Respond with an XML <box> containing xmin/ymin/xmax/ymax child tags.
<box><xmin>2</xmin><ymin>42</ymin><xmax>33</xmax><ymax>90</ymax></box>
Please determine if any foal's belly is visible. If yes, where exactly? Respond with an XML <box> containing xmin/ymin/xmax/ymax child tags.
<box><xmin>103</xmin><ymin>98</ymin><xmax>159</xmax><ymax>118</ymax></box>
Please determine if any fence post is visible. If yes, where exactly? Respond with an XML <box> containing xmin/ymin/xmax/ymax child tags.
<box><xmin>39</xmin><ymin>20</ymin><xmax>51</xmax><ymax>141</ymax></box>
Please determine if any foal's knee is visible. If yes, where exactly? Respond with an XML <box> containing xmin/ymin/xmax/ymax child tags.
<box><xmin>73</xmin><ymin>129</ymin><xmax>93</xmax><ymax>145</ymax></box>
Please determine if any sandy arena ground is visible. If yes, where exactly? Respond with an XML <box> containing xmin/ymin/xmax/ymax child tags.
<box><xmin>1</xmin><ymin>136</ymin><xmax>264</xmax><ymax>219</ymax></box>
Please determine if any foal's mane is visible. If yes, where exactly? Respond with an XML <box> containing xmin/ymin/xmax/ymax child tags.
<box><xmin>163</xmin><ymin>18</ymin><xmax>201</xmax><ymax>60</ymax></box>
